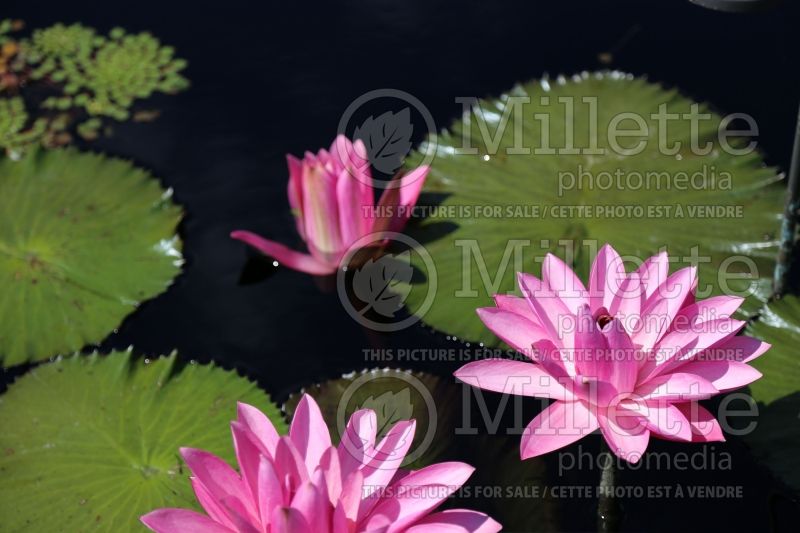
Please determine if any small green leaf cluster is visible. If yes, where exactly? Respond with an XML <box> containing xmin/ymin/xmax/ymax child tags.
<box><xmin>26</xmin><ymin>22</ymin><xmax>99</xmax><ymax>77</ymax></box>
<box><xmin>32</xmin><ymin>26</ymin><xmax>189</xmax><ymax>120</ymax></box>
<box><xmin>0</xmin><ymin>96</ymin><xmax>46</xmax><ymax>157</ymax></box>
<box><xmin>0</xmin><ymin>19</ymin><xmax>188</xmax><ymax>154</ymax></box>
<box><xmin>0</xmin><ymin>19</ymin><xmax>19</xmax><ymax>45</ymax></box>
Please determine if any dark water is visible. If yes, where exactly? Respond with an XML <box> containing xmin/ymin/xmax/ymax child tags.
<box><xmin>4</xmin><ymin>0</ymin><xmax>800</xmax><ymax>531</ymax></box>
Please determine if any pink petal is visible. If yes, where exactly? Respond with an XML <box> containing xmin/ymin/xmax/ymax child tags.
<box><xmin>600</xmin><ymin>319</ymin><xmax>638</xmax><ymax>394</ymax></box>
<box><xmin>618</xmin><ymin>401</ymin><xmax>692</xmax><ymax>442</ymax></box>
<box><xmin>609</xmin><ymin>271</ymin><xmax>644</xmax><ymax>325</ymax></box>
<box><xmin>257</xmin><ymin>455</ymin><xmax>285</xmax><ymax>523</ymax></box>
<box><xmin>230</xmin><ymin>231</ymin><xmax>335</xmax><ymax>275</ymax></box>
<box><xmin>598</xmin><ymin>410</ymin><xmax>650</xmax><ymax>463</ymax></box>
<box><xmin>376</xmin><ymin>166</ymin><xmax>429</xmax><ymax>233</ymax></box>
<box><xmin>574</xmin><ymin>304</ymin><xmax>608</xmax><ymax>379</ymax></box>
<box><xmin>236</xmin><ymin>402</ymin><xmax>280</xmax><ymax>458</ymax></box>
<box><xmin>274</xmin><ymin>436</ymin><xmax>310</xmax><ymax>493</ymax></box>
<box><xmin>678</xmin><ymin>360</ymin><xmax>762</xmax><ymax>392</ymax></box>
<box><xmin>517</xmin><ymin>273</ymin><xmax>571</xmax><ymax>347</ymax></box>
<box><xmin>493</xmin><ymin>294</ymin><xmax>540</xmax><ymax>326</ymax></box>
<box><xmin>522</xmin><ymin>293</ymin><xmax>571</xmax><ymax>346</ymax></box>
<box><xmin>360</xmin><ymin>462</ymin><xmax>474</xmax><ymax>532</ymax></box>
<box><xmin>517</xmin><ymin>273</ymin><xmax>544</xmax><ymax>295</ymax></box>
<box><xmin>541</xmin><ymin>253</ymin><xmax>588</xmax><ymax>314</ymax></box>
<box><xmin>330</xmin><ymin>134</ymin><xmax>371</xmax><ymax>175</ymax></box>
<box><xmin>635</xmin><ymin>372</ymin><xmax>718</xmax><ymax>401</ymax></box>
<box><xmin>336</xmin><ymin>168</ymin><xmax>370</xmax><ymax>245</ymax></box>
<box><xmin>218</xmin><ymin>497</ymin><xmax>260</xmax><ymax>533</ymax></box>
<box><xmin>357</xmin><ymin>421</ymin><xmax>418</xmax><ymax>521</ymax></box>
<box><xmin>180</xmin><ymin>448</ymin><xmax>255</xmax><ymax>521</ymax></box>
<box><xmin>671</xmin><ymin>295</ymin><xmax>744</xmax><ymax>331</ymax></box>
<box><xmin>286</xmin><ymin>154</ymin><xmax>306</xmax><ymax>239</ymax></box>
<box><xmin>290</xmin><ymin>394</ymin><xmax>333</xmax><ymax>474</ymax></box>
<box><xmin>316</xmin><ymin>148</ymin><xmax>332</xmax><ymax>164</ymax></box>
<box><xmin>520</xmin><ymin>400</ymin><xmax>599</xmax><ymax>459</ymax></box>
<box><xmin>190</xmin><ymin>478</ymin><xmax>238</xmax><ymax>530</ymax></box>
<box><xmin>635</xmin><ymin>251</ymin><xmax>668</xmax><ymax>302</ymax></box>
<box><xmin>531</xmin><ymin>339</ymin><xmax>572</xmax><ymax>383</ymax></box>
<box><xmin>301</xmin><ymin>163</ymin><xmax>343</xmax><ymax>258</ymax></box>
<box><xmin>270</xmin><ymin>506</ymin><xmax>311</xmax><ymax>533</ymax></box>
<box><xmin>406</xmin><ymin>509</ymin><xmax>502</xmax><ymax>533</ymax></box>
<box><xmin>310</xmin><ymin>467</ymin><xmax>332</xmax><ymax>515</ymax></box>
<box><xmin>361</xmin><ymin>420</ymin><xmax>416</xmax><ymax>498</ymax></box>
<box><xmin>319</xmin><ymin>446</ymin><xmax>343</xmax><ymax>505</ymax></box>
<box><xmin>673</xmin><ymin>403</ymin><xmax>726</xmax><ymax>442</ymax></box>
<box><xmin>141</xmin><ymin>509</ymin><xmax>235</xmax><ymax>533</ymax></box>
<box><xmin>338</xmin><ymin>409</ymin><xmax>378</xmax><ymax>479</ymax></box>
<box><xmin>631</xmin><ymin>296</ymin><xmax>672</xmax><ymax>350</ymax></box>
<box><xmin>230</xmin><ymin>421</ymin><xmax>265</xmax><ymax>504</ymax></box>
<box><xmin>476</xmin><ymin>307</ymin><xmax>547</xmax><ymax>357</ymax></box>
<box><xmin>588</xmin><ymin>244</ymin><xmax>626</xmax><ymax>312</ymax></box>
<box><xmin>635</xmin><ymin>328</ymin><xmax>686</xmax><ymax>375</ymax></box>
<box><xmin>290</xmin><ymin>472</ymin><xmax>330</xmax><ymax>533</ymax></box>
<box><xmin>328</xmin><ymin>135</ymin><xmax>352</xmax><ymax>166</ymax></box>
<box><xmin>454</xmin><ymin>359</ymin><xmax>573</xmax><ymax>400</ymax></box>
<box><xmin>395</xmin><ymin>166</ymin><xmax>429</xmax><ymax>210</ymax></box>
<box><xmin>634</xmin><ymin>266</ymin><xmax>697</xmax><ymax>349</ymax></box>
<box><xmin>641</xmin><ymin>318</ymin><xmax>745</xmax><ymax>381</ymax></box>
<box><xmin>335</xmin><ymin>469</ymin><xmax>364</xmax><ymax>530</ymax></box>
<box><xmin>695</xmin><ymin>335</ymin><xmax>770</xmax><ymax>364</ymax></box>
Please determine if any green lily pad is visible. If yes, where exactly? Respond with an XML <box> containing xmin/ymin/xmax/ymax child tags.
<box><xmin>747</xmin><ymin>296</ymin><xmax>800</xmax><ymax>404</ymax></box>
<box><xmin>0</xmin><ymin>349</ymin><xmax>287</xmax><ymax>532</ymax></box>
<box><xmin>0</xmin><ymin>149</ymin><xmax>183</xmax><ymax>366</ymax></box>
<box><xmin>284</xmin><ymin>368</ymin><xmax>459</xmax><ymax>468</ymax></box>
<box><xmin>745</xmin><ymin>296</ymin><xmax>800</xmax><ymax>492</ymax></box>
<box><xmin>403</xmin><ymin>72</ymin><xmax>783</xmax><ymax>345</ymax></box>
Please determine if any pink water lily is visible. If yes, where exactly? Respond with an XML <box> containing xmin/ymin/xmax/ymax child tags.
<box><xmin>454</xmin><ymin>244</ymin><xmax>769</xmax><ymax>463</ymax></box>
<box><xmin>141</xmin><ymin>394</ymin><xmax>500</xmax><ymax>533</ymax></box>
<box><xmin>231</xmin><ymin>136</ymin><xmax>429</xmax><ymax>275</ymax></box>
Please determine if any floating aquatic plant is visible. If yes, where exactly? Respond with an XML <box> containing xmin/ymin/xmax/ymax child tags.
<box><xmin>0</xmin><ymin>21</ymin><xmax>25</xmax><ymax>92</ymax></box>
<box><xmin>744</xmin><ymin>295</ymin><xmax>800</xmax><ymax>492</ymax></box>
<box><xmin>52</xmin><ymin>28</ymin><xmax>189</xmax><ymax>120</ymax></box>
<box><xmin>0</xmin><ymin>19</ymin><xmax>22</xmax><ymax>46</ymax></box>
<box><xmin>0</xmin><ymin>19</ymin><xmax>188</xmax><ymax>155</ymax></box>
<box><xmin>402</xmin><ymin>73</ymin><xmax>783</xmax><ymax>345</ymax></box>
<box><xmin>0</xmin><ymin>149</ymin><xmax>183</xmax><ymax>366</ymax></box>
<box><xmin>26</xmin><ymin>22</ymin><xmax>98</xmax><ymax>77</ymax></box>
<box><xmin>0</xmin><ymin>96</ymin><xmax>46</xmax><ymax>157</ymax></box>
<box><xmin>232</xmin><ymin>135</ymin><xmax>429</xmax><ymax>276</ymax></box>
<box><xmin>455</xmin><ymin>244</ymin><xmax>768</xmax><ymax>462</ymax></box>
<box><xmin>141</xmin><ymin>394</ymin><xmax>500</xmax><ymax>533</ymax></box>
<box><xmin>0</xmin><ymin>350</ymin><xmax>286</xmax><ymax>532</ymax></box>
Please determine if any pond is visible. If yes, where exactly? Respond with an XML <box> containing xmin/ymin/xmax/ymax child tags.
<box><xmin>1</xmin><ymin>0</ymin><xmax>799</xmax><ymax>531</ymax></box>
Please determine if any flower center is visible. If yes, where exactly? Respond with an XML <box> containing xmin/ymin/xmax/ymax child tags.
<box><xmin>596</xmin><ymin>313</ymin><xmax>613</xmax><ymax>328</ymax></box>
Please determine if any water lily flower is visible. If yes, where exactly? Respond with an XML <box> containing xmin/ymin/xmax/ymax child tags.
<box><xmin>454</xmin><ymin>244</ymin><xmax>769</xmax><ymax>463</ymax></box>
<box><xmin>231</xmin><ymin>136</ymin><xmax>429</xmax><ymax>275</ymax></box>
<box><xmin>141</xmin><ymin>394</ymin><xmax>500</xmax><ymax>533</ymax></box>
